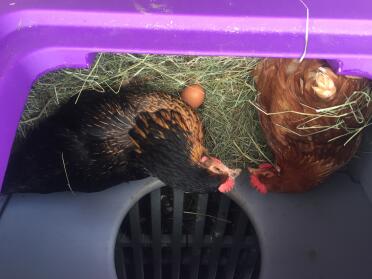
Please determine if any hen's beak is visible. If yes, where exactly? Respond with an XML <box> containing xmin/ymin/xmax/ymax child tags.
<box><xmin>228</xmin><ymin>168</ymin><xmax>241</xmax><ymax>179</ymax></box>
<box><xmin>217</xmin><ymin>165</ymin><xmax>241</xmax><ymax>193</ymax></box>
<box><xmin>213</xmin><ymin>159</ymin><xmax>241</xmax><ymax>179</ymax></box>
<box><xmin>247</xmin><ymin>167</ymin><xmax>257</xmax><ymax>175</ymax></box>
<box><xmin>201</xmin><ymin>156</ymin><xmax>242</xmax><ymax>179</ymax></box>
<box><xmin>248</xmin><ymin>164</ymin><xmax>280</xmax><ymax>175</ymax></box>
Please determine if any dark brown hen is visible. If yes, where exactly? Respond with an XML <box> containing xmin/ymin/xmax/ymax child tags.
<box><xmin>2</xmin><ymin>88</ymin><xmax>240</xmax><ymax>194</ymax></box>
<box><xmin>249</xmin><ymin>58</ymin><xmax>370</xmax><ymax>193</ymax></box>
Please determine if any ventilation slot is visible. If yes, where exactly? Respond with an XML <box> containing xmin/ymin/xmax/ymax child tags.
<box><xmin>115</xmin><ymin>187</ymin><xmax>260</xmax><ymax>279</ymax></box>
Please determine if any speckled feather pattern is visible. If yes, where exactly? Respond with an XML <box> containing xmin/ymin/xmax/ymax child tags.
<box><xmin>2</xmin><ymin>89</ymin><xmax>223</xmax><ymax>194</ymax></box>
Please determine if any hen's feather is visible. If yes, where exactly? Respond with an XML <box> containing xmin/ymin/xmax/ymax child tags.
<box><xmin>251</xmin><ymin>58</ymin><xmax>370</xmax><ymax>192</ymax></box>
<box><xmin>129</xmin><ymin>109</ymin><xmax>224</xmax><ymax>193</ymax></box>
<box><xmin>3</xmin><ymin>87</ymin><xmax>228</xmax><ymax>194</ymax></box>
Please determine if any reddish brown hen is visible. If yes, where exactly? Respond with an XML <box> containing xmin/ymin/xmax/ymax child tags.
<box><xmin>249</xmin><ymin>58</ymin><xmax>370</xmax><ymax>193</ymax></box>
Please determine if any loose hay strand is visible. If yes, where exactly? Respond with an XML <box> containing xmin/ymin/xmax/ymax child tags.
<box><xmin>61</xmin><ymin>152</ymin><xmax>75</xmax><ymax>195</ymax></box>
<box><xmin>299</xmin><ymin>0</ymin><xmax>309</xmax><ymax>62</ymax></box>
<box><xmin>74</xmin><ymin>53</ymin><xmax>103</xmax><ymax>104</ymax></box>
<box><xmin>20</xmin><ymin>98</ymin><xmax>55</xmax><ymax>124</ymax></box>
<box><xmin>251</xmin><ymin>88</ymin><xmax>372</xmax><ymax>145</ymax></box>
<box><xmin>233</xmin><ymin>141</ymin><xmax>262</xmax><ymax>165</ymax></box>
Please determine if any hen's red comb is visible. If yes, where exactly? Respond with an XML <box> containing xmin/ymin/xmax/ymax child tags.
<box><xmin>218</xmin><ymin>177</ymin><xmax>235</xmax><ymax>193</ymax></box>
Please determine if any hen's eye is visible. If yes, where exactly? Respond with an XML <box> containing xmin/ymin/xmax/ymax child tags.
<box><xmin>261</xmin><ymin>171</ymin><xmax>274</xmax><ymax>178</ymax></box>
<box><xmin>210</xmin><ymin>166</ymin><xmax>223</xmax><ymax>174</ymax></box>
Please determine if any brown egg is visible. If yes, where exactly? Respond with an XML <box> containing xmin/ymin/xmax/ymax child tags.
<box><xmin>181</xmin><ymin>84</ymin><xmax>205</xmax><ymax>109</ymax></box>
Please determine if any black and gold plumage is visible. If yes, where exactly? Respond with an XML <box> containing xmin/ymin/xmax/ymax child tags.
<box><xmin>3</xmin><ymin>87</ymin><xmax>237</xmax><ymax>194</ymax></box>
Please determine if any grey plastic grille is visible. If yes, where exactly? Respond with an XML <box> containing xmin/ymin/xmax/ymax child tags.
<box><xmin>115</xmin><ymin>187</ymin><xmax>260</xmax><ymax>279</ymax></box>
